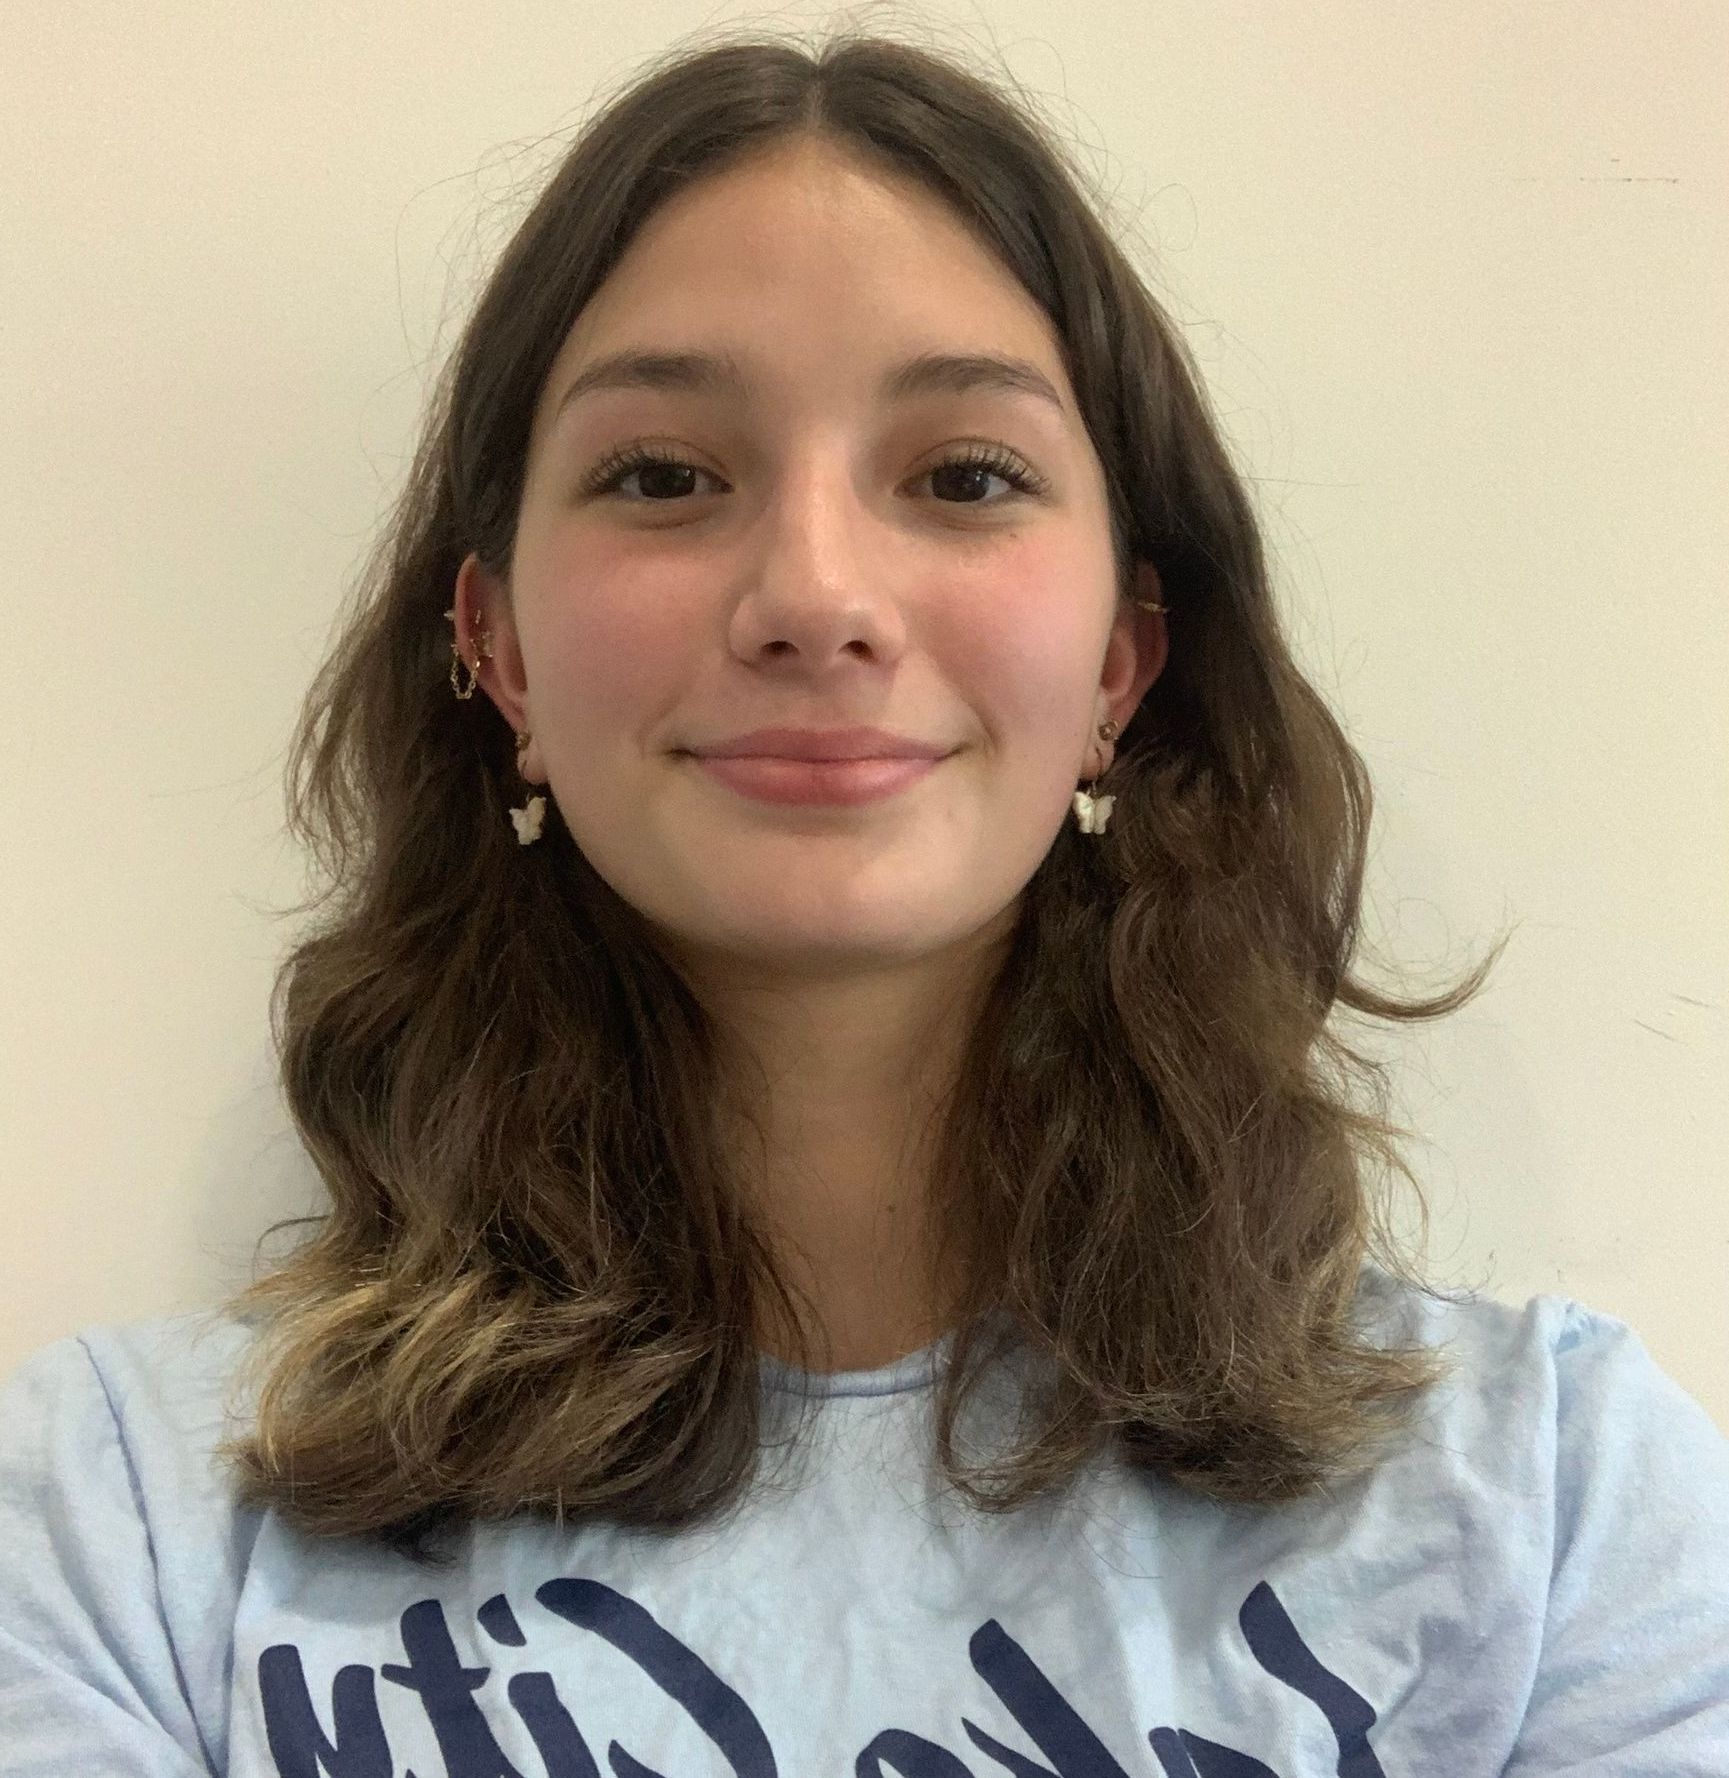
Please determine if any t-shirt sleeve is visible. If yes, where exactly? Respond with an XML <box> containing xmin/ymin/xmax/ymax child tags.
<box><xmin>0</xmin><ymin>1333</ymin><xmax>215</xmax><ymax>1776</ymax></box>
<box><xmin>1503</xmin><ymin>1299</ymin><xmax>1729</xmax><ymax>1773</ymax></box>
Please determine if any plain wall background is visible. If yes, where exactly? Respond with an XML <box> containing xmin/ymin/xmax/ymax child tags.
<box><xmin>3</xmin><ymin>1</ymin><xmax>1724</xmax><ymax>1420</ymax></box>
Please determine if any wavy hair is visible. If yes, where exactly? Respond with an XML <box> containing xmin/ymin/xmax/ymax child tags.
<box><xmin>213</xmin><ymin>24</ymin><xmax>1504</xmax><ymax>1567</ymax></box>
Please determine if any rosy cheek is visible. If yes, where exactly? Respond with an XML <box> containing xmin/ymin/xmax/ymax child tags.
<box><xmin>945</xmin><ymin>579</ymin><xmax>1096</xmax><ymax>743</ymax></box>
<box><xmin>524</xmin><ymin>566</ymin><xmax>695</xmax><ymax>739</ymax></box>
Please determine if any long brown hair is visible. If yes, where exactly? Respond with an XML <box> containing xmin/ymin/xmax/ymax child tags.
<box><xmin>213</xmin><ymin>24</ymin><xmax>1505</xmax><ymax>1568</ymax></box>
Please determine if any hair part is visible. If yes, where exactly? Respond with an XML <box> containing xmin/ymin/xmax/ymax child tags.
<box><xmin>213</xmin><ymin>21</ymin><xmax>1505</xmax><ymax>1567</ymax></box>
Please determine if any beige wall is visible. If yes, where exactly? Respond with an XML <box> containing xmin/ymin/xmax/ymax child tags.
<box><xmin>4</xmin><ymin>3</ymin><xmax>1724</xmax><ymax>1422</ymax></box>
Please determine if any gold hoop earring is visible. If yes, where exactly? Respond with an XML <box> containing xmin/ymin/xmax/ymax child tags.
<box><xmin>443</xmin><ymin>607</ymin><xmax>491</xmax><ymax>700</ymax></box>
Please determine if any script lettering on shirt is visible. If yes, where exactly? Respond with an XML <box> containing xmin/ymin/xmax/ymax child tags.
<box><xmin>254</xmin><ymin>1577</ymin><xmax>1386</xmax><ymax>1777</ymax></box>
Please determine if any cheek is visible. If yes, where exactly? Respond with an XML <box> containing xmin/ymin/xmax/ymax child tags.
<box><xmin>942</xmin><ymin>563</ymin><xmax>1106</xmax><ymax>758</ymax></box>
<box><xmin>520</xmin><ymin>556</ymin><xmax>692</xmax><ymax>740</ymax></box>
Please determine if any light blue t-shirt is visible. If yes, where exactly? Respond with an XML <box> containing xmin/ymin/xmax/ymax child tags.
<box><xmin>1</xmin><ymin>1266</ymin><xmax>1727</xmax><ymax>1775</ymax></box>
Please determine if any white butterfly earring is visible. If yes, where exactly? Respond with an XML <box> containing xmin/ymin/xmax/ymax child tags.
<box><xmin>509</xmin><ymin>798</ymin><xmax>547</xmax><ymax>845</ymax></box>
<box><xmin>1072</xmin><ymin>717</ymin><xmax>1121</xmax><ymax>834</ymax></box>
<box><xmin>510</xmin><ymin>729</ymin><xmax>547</xmax><ymax>846</ymax></box>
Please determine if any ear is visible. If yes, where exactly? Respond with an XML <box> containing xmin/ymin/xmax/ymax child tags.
<box><xmin>1096</xmin><ymin>559</ymin><xmax>1169</xmax><ymax>733</ymax></box>
<box><xmin>451</xmin><ymin>553</ymin><xmax>545</xmax><ymax>783</ymax></box>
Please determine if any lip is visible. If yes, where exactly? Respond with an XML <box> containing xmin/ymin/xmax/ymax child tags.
<box><xmin>684</xmin><ymin>726</ymin><xmax>951</xmax><ymax>762</ymax></box>
<box><xmin>686</xmin><ymin>754</ymin><xmax>942</xmax><ymax>806</ymax></box>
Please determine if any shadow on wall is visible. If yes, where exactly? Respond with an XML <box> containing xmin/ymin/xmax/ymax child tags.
<box><xmin>185</xmin><ymin>1037</ymin><xmax>328</xmax><ymax>1309</ymax></box>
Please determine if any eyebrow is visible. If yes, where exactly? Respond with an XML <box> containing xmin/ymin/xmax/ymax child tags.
<box><xmin>551</xmin><ymin>348</ymin><xmax>1069</xmax><ymax>423</ymax></box>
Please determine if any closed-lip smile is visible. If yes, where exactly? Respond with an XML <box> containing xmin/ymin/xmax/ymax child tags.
<box><xmin>683</xmin><ymin>726</ymin><xmax>952</xmax><ymax>762</ymax></box>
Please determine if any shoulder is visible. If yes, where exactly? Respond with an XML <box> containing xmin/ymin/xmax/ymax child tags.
<box><xmin>1348</xmin><ymin>1261</ymin><xmax>1729</xmax><ymax>1593</ymax></box>
<box><xmin>1350</xmin><ymin>1269</ymin><xmax>1729</xmax><ymax>1760</ymax></box>
<box><xmin>0</xmin><ymin>1303</ymin><xmax>270</xmax><ymax>1582</ymax></box>
<box><xmin>1353</xmin><ymin>1258</ymin><xmax>1725</xmax><ymax>1460</ymax></box>
<box><xmin>2</xmin><ymin>1304</ymin><xmax>265</xmax><ymax>1466</ymax></box>
<box><xmin>0</xmin><ymin>1307</ymin><xmax>270</xmax><ymax>1766</ymax></box>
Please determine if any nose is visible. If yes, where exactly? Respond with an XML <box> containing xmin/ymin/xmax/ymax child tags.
<box><xmin>725</xmin><ymin>460</ymin><xmax>911</xmax><ymax>673</ymax></box>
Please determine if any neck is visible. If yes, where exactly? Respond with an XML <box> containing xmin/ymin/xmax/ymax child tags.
<box><xmin>699</xmin><ymin>915</ymin><xmax>1013</xmax><ymax>1373</ymax></box>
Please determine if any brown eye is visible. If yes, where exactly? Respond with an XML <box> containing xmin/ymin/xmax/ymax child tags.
<box><xmin>580</xmin><ymin>440</ymin><xmax>1049</xmax><ymax>507</ymax></box>
<box><xmin>582</xmin><ymin>444</ymin><xmax>716</xmax><ymax>502</ymax></box>
<box><xmin>924</xmin><ymin>443</ymin><xmax>1047</xmax><ymax>504</ymax></box>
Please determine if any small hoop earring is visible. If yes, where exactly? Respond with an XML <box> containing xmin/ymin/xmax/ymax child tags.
<box><xmin>443</xmin><ymin>607</ymin><xmax>491</xmax><ymax>699</ymax></box>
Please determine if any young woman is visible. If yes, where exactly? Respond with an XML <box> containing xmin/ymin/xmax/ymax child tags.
<box><xmin>3</xmin><ymin>29</ymin><xmax>1725</xmax><ymax>1775</ymax></box>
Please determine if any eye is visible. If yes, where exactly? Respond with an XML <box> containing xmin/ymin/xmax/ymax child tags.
<box><xmin>581</xmin><ymin>443</ymin><xmax>717</xmax><ymax>503</ymax></box>
<box><xmin>923</xmin><ymin>443</ymin><xmax>1050</xmax><ymax>504</ymax></box>
<box><xmin>579</xmin><ymin>441</ymin><xmax>1050</xmax><ymax>505</ymax></box>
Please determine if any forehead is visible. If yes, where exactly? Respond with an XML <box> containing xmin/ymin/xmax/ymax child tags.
<box><xmin>536</xmin><ymin>144</ymin><xmax>1079</xmax><ymax>428</ymax></box>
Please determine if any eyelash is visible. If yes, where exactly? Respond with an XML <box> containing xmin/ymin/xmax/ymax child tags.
<box><xmin>579</xmin><ymin>440</ymin><xmax>1050</xmax><ymax>506</ymax></box>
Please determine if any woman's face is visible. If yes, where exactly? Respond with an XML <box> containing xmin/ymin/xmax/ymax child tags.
<box><xmin>458</xmin><ymin>139</ymin><xmax>1166</xmax><ymax>983</ymax></box>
